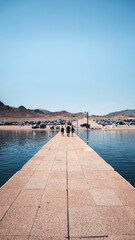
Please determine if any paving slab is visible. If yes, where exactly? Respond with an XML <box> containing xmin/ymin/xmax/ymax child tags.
<box><xmin>0</xmin><ymin>206</ymin><xmax>37</xmax><ymax>235</ymax></box>
<box><xmin>68</xmin><ymin>171</ymin><xmax>84</xmax><ymax>179</ymax></box>
<box><xmin>0</xmin><ymin>236</ymin><xmax>15</xmax><ymax>240</ymax></box>
<box><xmin>49</xmin><ymin>171</ymin><xmax>66</xmax><ymax>179</ymax></box>
<box><xmin>24</xmin><ymin>178</ymin><xmax>47</xmax><ymax>189</ymax></box>
<box><xmin>13</xmin><ymin>236</ymin><xmax>29</xmax><ymax>240</ymax></box>
<box><xmin>102</xmin><ymin>171</ymin><xmax>132</xmax><ymax>189</ymax></box>
<box><xmin>97</xmin><ymin>206</ymin><xmax>135</xmax><ymax>235</ymax></box>
<box><xmin>107</xmin><ymin>235</ymin><xmax>135</xmax><ymax>240</ymax></box>
<box><xmin>36</xmin><ymin>163</ymin><xmax>53</xmax><ymax>171</ymax></box>
<box><xmin>52</xmin><ymin>164</ymin><xmax>66</xmax><ymax>171</ymax></box>
<box><xmin>12</xmin><ymin>189</ymin><xmax>43</xmax><ymax>207</ymax></box>
<box><xmin>31</xmin><ymin>170</ymin><xmax>50</xmax><ymax>179</ymax></box>
<box><xmin>55</xmin><ymin>153</ymin><xmax>66</xmax><ymax>159</ymax></box>
<box><xmin>0</xmin><ymin>236</ymin><xmax>29</xmax><ymax>240</ymax></box>
<box><xmin>41</xmin><ymin>189</ymin><xmax>67</xmax><ymax>209</ymax></box>
<box><xmin>126</xmin><ymin>205</ymin><xmax>135</xmax><ymax>220</ymax></box>
<box><xmin>15</xmin><ymin>168</ymin><xmax>35</xmax><ymax>178</ymax></box>
<box><xmin>45</xmin><ymin>179</ymin><xmax>66</xmax><ymax>191</ymax></box>
<box><xmin>30</xmin><ymin>155</ymin><xmax>46</xmax><ymax>161</ymax></box>
<box><xmin>68</xmin><ymin>160</ymin><xmax>80</xmax><ymax>166</ymax></box>
<box><xmin>68</xmin><ymin>179</ymin><xmax>89</xmax><ymax>191</ymax></box>
<box><xmin>114</xmin><ymin>188</ymin><xmax>135</xmax><ymax>205</ymax></box>
<box><xmin>1</xmin><ymin>132</ymin><xmax>135</xmax><ymax>240</ymax></box>
<box><xmin>83</xmin><ymin>170</ymin><xmax>107</xmax><ymax>179</ymax></box>
<box><xmin>94</xmin><ymin>163</ymin><xmax>114</xmax><ymax>171</ymax></box>
<box><xmin>30</xmin><ymin>206</ymin><xmax>67</xmax><ymax>238</ymax></box>
<box><xmin>69</xmin><ymin>206</ymin><xmax>107</xmax><ymax>238</ymax></box>
<box><xmin>70</xmin><ymin>238</ymin><xmax>105</xmax><ymax>240</ymax></box>
<box><xmin>2</xmin><ymin>176</ymin><xmax>30</xmax><ymax>190</ymax></box>
<box><xmin>0</xmin><ymin>206</ymin><xmax>9</xmax><ymax>220</ymax></box>
<box><xmin>25</xmin><ymin>160</ymin><xmax>41</xmax><ymax>165</ymax></box>
<box><xmin>68</xmin><ymin>190</ymin><xmax>95</xmax><ymax>207</ymax></box>
<box><xmin>87</xmin><ymin>178</ymin><xmax>111</xmax><ymax>189</ymax></box>
<box><xmin>67</xmin><ymin>165</ymin><xmax>82</xmax><ymax>171</ymax></box>
<box><xmin>0</xmin><ymin>189</ymin><xmax>21</xmax><ymax>206</ymax></box>
<box><xmin>54</xmin><ymin>160</ymin><xmax>66</xmax><ymax>165</ymax></box>
<box><xmin>90</xmin><ymin>189</ymin><xmax>122</xmax><ymax>206</ymax></box>
<box><xmin>29</xmin><ymin>237</ymin><xmax>67</xmax><ymax>240</ymax></box>
<box><xmin>21</xmin><ymin>163</ymin><xmax>38</xmax><ymax>170</ymax></box>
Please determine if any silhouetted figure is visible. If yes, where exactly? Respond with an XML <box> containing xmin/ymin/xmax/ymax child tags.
<box><xmin>61</xmin><ymin>126</ymin><xmax>64</xmax><ymax>136</ymax></box>
<box><xmin>71</xmin><ymin>126</ymin><xmax>75</xmax><ymax>137</ymax></box>
<box><xmin>66</xmin><ymin>125</ymin><xmax>70</xmax><ymax>137</ymax></box>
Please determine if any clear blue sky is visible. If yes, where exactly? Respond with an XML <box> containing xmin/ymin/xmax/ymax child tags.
<box><xmin>0</xmin><ymin>0</ymin><xmax>135</xmax><ymax>115</ymax></box>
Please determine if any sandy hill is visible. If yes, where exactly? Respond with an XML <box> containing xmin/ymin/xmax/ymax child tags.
<box><xmin>0</xmin><ymin>101</ymin><xmax>83</xmax><ymax>119</ymax></box>
<box><xmin>0</xmin><ymin>101</ymin><xmax>49</xmax><ymax>118</ymax></box>
<box><xmin>1</xmin><ymin>101</ymin><xmax>134</xmax><ymax>120</ymax></box>
<box><xmin>105</xmin><ymin>109</ymin><xmax>135</xmax><ymax>118</ymax></box>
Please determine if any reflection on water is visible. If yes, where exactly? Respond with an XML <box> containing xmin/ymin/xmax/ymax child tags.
<box><xmin>78</xmin><ymin>130</ymin><xmax>135</xmax><ymax>188</ymax></box>
<box><xmin>0</xmin><ymin>130</ymin><xmax>57</xmax><ymax>187</ymax></box>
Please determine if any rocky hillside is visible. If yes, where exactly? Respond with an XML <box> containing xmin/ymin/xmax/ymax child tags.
<box><xmin>48</xmin><ymin>110</ymin><xmax>84</xmax><ymax>118</ymax></box>
<box><xmin>1</xmin><ymin>101</ymin><xmax>134</xmax><ymax>119</ymax></box>
<box><xmin>0</xmin><ymin>101</ymin><xmax>83</xmax><ymax>118</ymax></box>
<box><xmin>0</xmin><ymin>101</ymin><xmax>49</xmax><ymax>118</ymax></box>
<box><xmin>105</xmin><ymin>109</ymin><xmax>135</xmax><ymax>118</ymax></box>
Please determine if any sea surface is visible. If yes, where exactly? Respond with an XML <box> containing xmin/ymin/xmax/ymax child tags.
<box><xmin>0</xmin><ymin>130</ymin><xmax>135</xmax><ymax>188</ymax></box>
<box><xmin>78</xmin><ymin>130</ymin><xmax>135</xmax><ymax>188</ymax></box>
<box><xmin>0</xmin><ymin>130</ymin><xmax>57</xmax><ymax>187</ymax></box>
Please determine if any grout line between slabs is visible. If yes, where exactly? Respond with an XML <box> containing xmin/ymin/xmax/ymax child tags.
<box><xmin>66</xmin><ymin>137</ymin><xmax>70</xmax><ymax>240</ymax></box>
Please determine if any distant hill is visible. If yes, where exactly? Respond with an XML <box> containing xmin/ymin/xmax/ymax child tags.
<box><xmin>48</xmin><ymin>110</ymin><xmax>84</xmax><ymax>118</ymax></box>
<box><xmin>0</xmin><ymin>101</ymin><xmax>83</xmax><ymax>119</ymax></box>
<box><xmin>39</xmin><ymin>109</ymin><xmax>51</xmax><ymax>114</ymax></box>
<box><xmin>105</xmin><ymin>109</ymin><xmax>135</xmax><ymax>118</ymax></box>
<box><xmin>1</xmin><ymin>101</ymin><xmax>134</xmax><ymax>119</ymax></box>
<box><xmin>0</xmin><ymin>101</ymin><xmax>48</xmax><ymax>118</ymax></box>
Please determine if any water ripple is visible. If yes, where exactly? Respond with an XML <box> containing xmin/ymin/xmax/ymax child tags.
<box><xmin>78</xmin><ymin>130</ymin><xmax>135</xmax><ymax>188</ymax></box>
<box><xmin>0</xmin><ymin>130</ymin><xmax>57</xmax><ymax>187</ymax></box>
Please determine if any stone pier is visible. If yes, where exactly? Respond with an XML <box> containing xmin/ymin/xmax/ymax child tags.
<box><xmin>0</xmin><ymin>133</ymin><xmax>135</xmax><ymax>239</ymax></box>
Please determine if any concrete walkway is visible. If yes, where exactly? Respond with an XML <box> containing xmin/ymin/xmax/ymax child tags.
<box><xmin>0</xmin><ymin>133</ymin><xmax>135</xmax><ymax>240</ymax></box>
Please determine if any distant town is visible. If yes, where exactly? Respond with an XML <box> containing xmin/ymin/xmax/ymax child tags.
<box><xmin>0</xmin><ymin>118</ymin><xmax>135</xmax><ymax>130</ymax></box>
<box><xmin>0</xmin><ymin>101</ymin><xmax>135</xmax><ymax>129</ymax></box>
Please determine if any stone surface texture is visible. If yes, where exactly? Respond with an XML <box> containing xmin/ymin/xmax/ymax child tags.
<box><xmin>0</xmin><ymin>132</ymin><xmax>135</xmax><ymax>240</ymax></box>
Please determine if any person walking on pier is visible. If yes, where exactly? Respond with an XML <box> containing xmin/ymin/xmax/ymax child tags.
<box><xmin>71</xmin><ymin>125</ymin><xmax>75</xmax><ymax>137</ymax></box>
<box><xmin>61</xmin><ymin>126</ymin><xmax>64</xmax><ymax>136</ymax></box>
<box><xmin>66</xmin><ymin>125</ymin><xmax>70</xmax><ymax>137</ymax></box>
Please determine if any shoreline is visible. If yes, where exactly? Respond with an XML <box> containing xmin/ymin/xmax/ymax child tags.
<box><xmin>0</xmin><ymin>125</ymin><xmax>59</xmax><ymax>131</ymax></box>
<box><xmin>0</xmin><ymin>125</ymin><xmax>135</xmax><ymax>131</ymax></box>
<box><xmin>0</xmin><ymin>119</ymin><xmax>135</xmax><ymax>131</ymax></box>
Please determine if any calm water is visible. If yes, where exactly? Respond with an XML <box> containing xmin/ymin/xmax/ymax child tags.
<box><xmin>0</xmin><ymin>130</ymin><xmax>57</xmax><ymax>187</ymax></box>
<box><xmin>78</xmin><ymin>130</ymin><xmax>135</xmax><ymax>188</ymax></box>
<box><xmin>0</xmin><ymin>130</ymin><xmax>135</xmax><ymax>188</ymax></box>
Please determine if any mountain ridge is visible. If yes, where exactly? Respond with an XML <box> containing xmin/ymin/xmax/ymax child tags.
<box><xmin>0</xmin><ymin>101</ymin><xmax>83</xmax><ymax>118</ymax></box>
<box><xmin>105</xmin><ymin>109</ymin><xmax>135</xmax><ymax>117</ymax></box>
<box><xmin>0</xmin><ymin>101</ymin><xmax>135</xmax><ymax>118</ymax></box>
